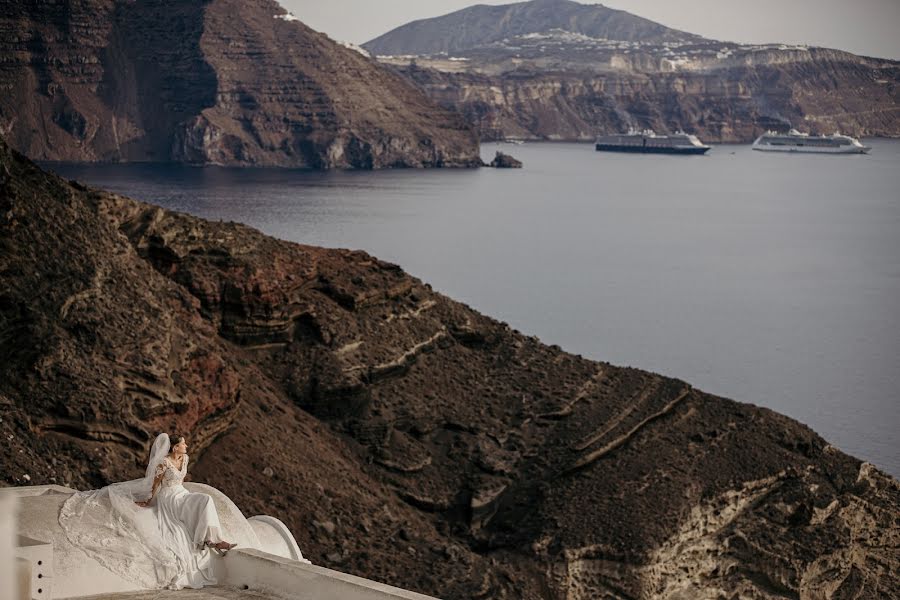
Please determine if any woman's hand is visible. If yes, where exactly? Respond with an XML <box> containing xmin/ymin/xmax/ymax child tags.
<box><xmin>135</xmin><ymin>500</ymin><xmax>150</xmax><ymax>508</ymax></box>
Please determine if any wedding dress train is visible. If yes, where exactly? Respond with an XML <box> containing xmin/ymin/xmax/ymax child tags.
<box><xmin>59</xmin><ymin>435</ymin><xmax>226</xmax><ymax>590</ymax></box>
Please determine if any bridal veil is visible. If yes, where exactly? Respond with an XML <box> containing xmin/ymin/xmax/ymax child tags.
<box><xmin>58</xmin><ymin>433</ymin><xmax>182</xmax><ymax>588</ymax></box>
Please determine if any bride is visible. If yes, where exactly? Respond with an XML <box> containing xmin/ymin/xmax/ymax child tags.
<box><xmin>59</xmin><ymin>433</ymin><xmax>237</xmax><ymax>590</ymax></box>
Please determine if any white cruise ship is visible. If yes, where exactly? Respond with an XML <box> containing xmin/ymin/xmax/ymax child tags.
<box><xmin>752</xmin><ymin>129</ymin><xmax>871</xmax><ymax>154</ymax></box>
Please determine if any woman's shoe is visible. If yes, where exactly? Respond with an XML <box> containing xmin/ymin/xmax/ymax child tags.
<box><xmin>206</xmin><ymin>540</ymin><xmax>237</xmax><ymax>556</ymax></box>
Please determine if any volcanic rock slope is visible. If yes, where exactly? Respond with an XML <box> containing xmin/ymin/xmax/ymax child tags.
<box><xmin>0</xmin><ymin>0</ymin><xmax>480</xmax><ymax>168</ymax></box>
<box><xmin>365</xmin><ymin>0</ymin><xmax>900</xmax><ymax>142</ymax></box>
<box><xmin>1</xmin><ymin>139</ymin><xmax>899</xmax><ymax>599</ymax></box>
<box><xmin>363</xmin><ymin>0</ymin><xmax>701</xmax><ymax>56</ymax></box>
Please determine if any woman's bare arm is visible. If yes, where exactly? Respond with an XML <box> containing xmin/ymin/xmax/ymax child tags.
<box><xmin>136</xmin><ymin>470</ymin><xmax>164</xmax><ymax>507</ymax></box>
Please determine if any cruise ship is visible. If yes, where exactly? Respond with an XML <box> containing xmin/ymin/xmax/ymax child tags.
<box><xmin>752</xmin><ymin>129</ymin><xmax>871</xmax><ymax>154</ymax></box>
<box><xmin>595</xmin><ymin>130</ymin><xmax>710</xmax><ymax>155</ymax></box>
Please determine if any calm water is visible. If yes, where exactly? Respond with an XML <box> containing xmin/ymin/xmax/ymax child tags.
<box><xmin>49</xmin><ymin>141</ymin><xmax>900</xmax><ymax>476</ymax></box>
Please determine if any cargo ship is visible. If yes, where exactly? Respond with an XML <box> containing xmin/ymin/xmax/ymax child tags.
<box><xmin>751</xmin><ymin>129</ymin><xmax>870</xmax><ymax>154</ymax></box>
<box><xmin>595</xmin><ymin>130</ymin><xmax>710</xmax><ymax>155</ymax></box>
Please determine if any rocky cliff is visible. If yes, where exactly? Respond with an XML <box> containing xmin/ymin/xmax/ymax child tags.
<box><xmin>397</xmin><ymin>50</ymin><xmax>900</xmax><ymax>142</ymax></box>
<box><xmin>0</xmin><ymin>0</ymin><xmax>480</xmax><ymax>168</ymax></box>
<box><xmin>366</xmin><ymin>0</ymin><xmax>900</xmax><ymax>142</ymax></box>
<box><xmin>2</xmin><ymin>138</ymin><xmax>899</xmax><ymax>598</ymax></box>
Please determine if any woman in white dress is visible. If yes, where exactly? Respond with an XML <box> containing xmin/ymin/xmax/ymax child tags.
<box><xmin>59</xmin><ymin>433</ymin><xmax>236</xmax><ymax>590</ymax></box>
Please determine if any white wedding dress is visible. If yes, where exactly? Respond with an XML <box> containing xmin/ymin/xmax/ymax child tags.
<box><xmin>59</xmin><ymin>434</ymin><xmax>226</xmax><ymax>590</ymax></box>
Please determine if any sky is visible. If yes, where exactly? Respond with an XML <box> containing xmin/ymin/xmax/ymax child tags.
<box><xmin>282</xmin><ymin>0</ymin><xmax>900</xmax><ymax>60</ymax></box>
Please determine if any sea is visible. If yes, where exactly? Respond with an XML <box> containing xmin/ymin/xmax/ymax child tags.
<box><xmin>47</xmin><ymin>140</ymin><xmax>900</xmax><ymax>477</ymax></box>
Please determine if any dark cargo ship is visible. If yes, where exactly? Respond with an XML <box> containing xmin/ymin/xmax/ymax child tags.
<box><xmin>596</xmin><ymin>130</ymin><xmax>710</xmax><ymax>155</ymax></box>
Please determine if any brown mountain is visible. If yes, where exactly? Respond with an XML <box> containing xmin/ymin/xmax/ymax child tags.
<box><xmin>0</xmin><ymin>0</ymin><xmax>480</xmax><ymax>168</ymax></box>
<box><xmin>365</xmin><ymin>0</ymin><xmax>900</xmax><ymax>142</ymax></box>
<box><xmin>3</xmin><ymin>138</ymin><xmax>899</xmax><ymax>598</ymax></box>
<box><xmin>363</xmin><ymin>0</ymin><xmax>702</xmax><ymax>57</ymax></box>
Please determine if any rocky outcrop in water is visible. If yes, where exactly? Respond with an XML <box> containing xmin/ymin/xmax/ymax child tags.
<box><xmin>2</xmin><ymin>139</ymin><xmax>898</xmax><ymax>598</ymax></box>
<box><xmin>0</xmin><ymin>0</ymin><xmax>480</xmax><ymax>168</ymax></box>
<box><xmin>366</xmin><ymin>0</ymin><xmax>900</xmax><ymax>142</ymax></box>
<box><xmin>489</xmin><ymin>151</ymin><xmax>522</xmax><ymax>168</ymax></box>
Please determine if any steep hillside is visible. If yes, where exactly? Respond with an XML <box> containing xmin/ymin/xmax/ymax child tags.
<box><xmin>364</xmin><ymin>0</ymin><xmax>701</xmax><ymax>57</ymax></box>
<box><xmin>0</xmin><ymin>0</ymin><xmax>480</xmax><ymax>168</ymax></box>
<box><xmin>2</xmin><ymin>138</ymin><xmax>898</xmax><ymax>598</ymax></box>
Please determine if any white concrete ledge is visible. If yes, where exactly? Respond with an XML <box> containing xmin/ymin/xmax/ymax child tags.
<box><xmin>6</xmin><ymin>485</ymin><xmax>438</xmax><ymax>600</ymax></box>
<box><xmin>248</xmin><ymin>515</ymin><xmax>307</xmax><ymax>562</ymax></box>
<box><xmin>2</xmin><ymin>493</ymin><xmax>20</xmax><ymax>600</ymax></box>
<box><xmin>0</xmin><ymin>486</ymin><xmax>76</xmax><ymax>499</ymax></box>
<box><xmin>223</xmin><ymin>549</ymin><xmax>439</xmax><ymax>600</ymax></box>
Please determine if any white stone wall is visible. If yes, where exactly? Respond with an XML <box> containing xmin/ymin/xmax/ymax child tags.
<box><xmin>1</xmin><ymin>494</ymin><xmax>17</xmax><ymax>600</ymax></box>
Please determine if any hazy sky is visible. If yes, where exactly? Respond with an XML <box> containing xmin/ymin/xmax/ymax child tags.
<box><xmin>282</xmin><ymin>0</ymin><xmax>900</xmax><ymax>60</ymax></box>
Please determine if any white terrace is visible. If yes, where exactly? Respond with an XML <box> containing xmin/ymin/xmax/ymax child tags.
<box><xmin>1</xmin><ymin>485</ymin><xmax>437</xmax><ymax>600</ymax></box>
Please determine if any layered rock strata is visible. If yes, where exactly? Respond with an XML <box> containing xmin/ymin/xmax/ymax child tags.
<box><xmin>395</xmin><ymin>50</ymin><xmax>900</xmax><ymax>142</ymax></box>
<box><xmin>1</xmin><ymin>139</ymin><xmax>898</xmax><ymax>598</ymax></box>
<box><xmin>0</xmin><ymin>0</ymin><xmax>481</xmax><ymax>168</ymax></box>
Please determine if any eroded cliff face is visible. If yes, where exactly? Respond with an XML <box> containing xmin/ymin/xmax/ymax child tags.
<box><xmin>396</xmin><ymin>48</ymin><xmax>900</xmax><ymax>142</ymax></box>
<box><xmin>364</xmin><ymin>0</ymin><xmax>899</xmax><ymax>142</ymax></box>
<box><xmin>0</xmin><ymin>0</ymin><xmax>480</xmax><ymax>168</ymax></box>
<box><xmin>1</xmin><ymin>140</ymin><xmax>898</xmax><ymax>598</ymax></box>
